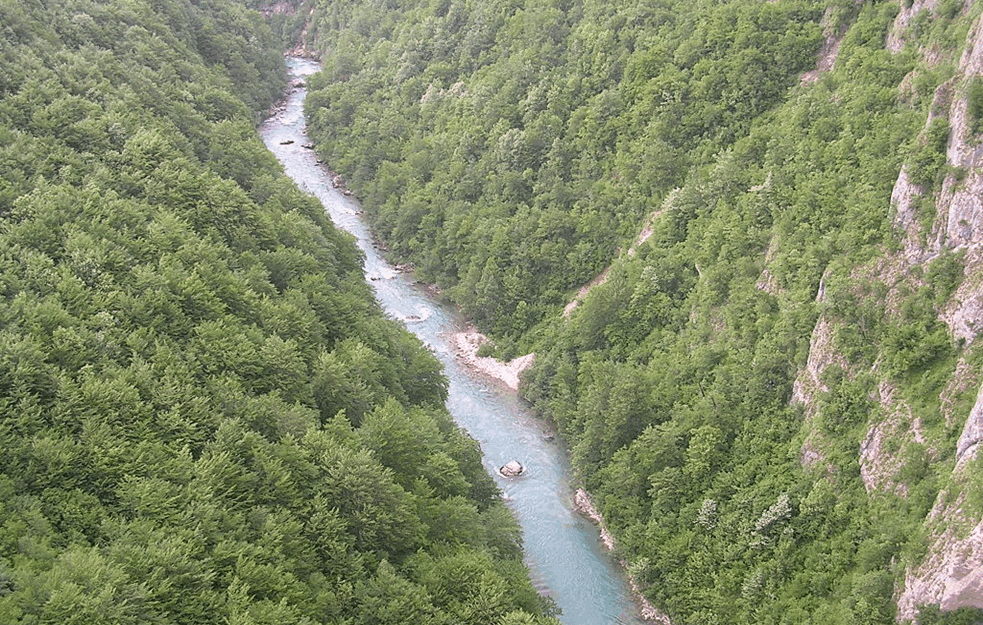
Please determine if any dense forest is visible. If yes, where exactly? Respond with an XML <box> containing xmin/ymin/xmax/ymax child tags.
<box><xmin>305</xmin><ymin>0</ymin><xmax>828</xmax><ymax>343</ymax></box>
<box><xmin>302</xmin><ymin>0</ymin><xmax>983</xmax><ymax>623</ymax></box>
<box><xmin>0</xmin><ymin>1</ymin><xmax>557</xmax><ymax>623</ymax></box>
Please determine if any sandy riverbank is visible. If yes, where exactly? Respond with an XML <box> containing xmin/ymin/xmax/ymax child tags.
<box><xmin>451</xmin><ymin>329</ymin><xmax>535</xmax><ymax>391</ymax></box>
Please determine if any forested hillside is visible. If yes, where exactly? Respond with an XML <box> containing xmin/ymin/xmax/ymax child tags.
<box><xmin>0</xmin><ymin>1</ymin><xmax>556</xmax><ymax>623</ymax></box>
<box><xmin>304</xmin><ymin>0</ymin><xmax>830</xmax><ymax>345</ymax></box>
<box><xmin>302</xmin><ymin>0</ymin><xmax>983</xmax><ymax>623</ymax></box>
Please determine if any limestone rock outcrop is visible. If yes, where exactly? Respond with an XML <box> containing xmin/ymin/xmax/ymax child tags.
<box><xmin>499</xmin><ymin>461</ymin><xmax>525</xmax><ymax>477</ymax></box>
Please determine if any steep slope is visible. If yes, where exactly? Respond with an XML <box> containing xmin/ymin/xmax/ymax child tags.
<box><xmin>301</xmin><ymin>0</ymin><xmax>983</xmax><ymax>623</ymax></box>
<box><xmin>0</xmin><ymin>2</ymin><xmax>555</xmax><ymax>624</ymax></box>
<box><xmin>303</xmin><ymin>0</ymin><xmax>828</xmax><ymax>348</ymax></box>
<box><xmin>539</xmin><ymin>2</ymin><xmax>983</xmax><ymax>622</ymax></box>
<box><xmin>892</xmin><ymin>6</ymin><xmax>983</xmax><ymax>618</ymax></box>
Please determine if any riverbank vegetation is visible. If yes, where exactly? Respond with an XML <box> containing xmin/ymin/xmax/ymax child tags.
<box><xmin>303</xmin><ymin>0</ymin><xmax>983</xmax><ymax>622</ymax></box>
<box><xmin>0</xmin><ymin>1</ymin><xmax>556</xmax><ymax>623</ymax></box>
<box><xmin>304</xmin><ymin>0</ymin><xmax>827</xmax><ymax>346</ymax></box>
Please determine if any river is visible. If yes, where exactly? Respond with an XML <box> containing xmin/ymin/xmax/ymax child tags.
<box><xmin>259</xmin><ymin>56</ymin><xmax>645</xmax><ymax>625</ymax></box>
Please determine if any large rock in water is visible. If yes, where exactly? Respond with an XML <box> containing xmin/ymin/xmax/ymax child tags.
<box><xmin>499</xmin><ymin>461</ymin><xmax>524</xmax><ymax>477</ymax></box>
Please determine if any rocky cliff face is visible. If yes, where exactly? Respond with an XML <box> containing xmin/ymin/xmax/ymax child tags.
<box><xmin>790</xmin><ymin>4</ymin><xmax>983</xmax><ymax>619</ymax></box>
<box><xmin>297</xmin><ymin>0</ymin><xmax>983</xmax><ymax>620</ymax></box>
<box><xmin>933</xmin><ymin>14</ymin><xmax>983</xmax><ymax>254</ymax></box>
<box><xmin>931</xmin><ymin>13</ymin><xmax>983</xmax><ymax>349</ymax></box>
<box><xmin>859</xmin><ymin>381</ymin><xmax>926</xmax><ymax>496</ymax></box>
<box><xmin>897</xmin><ymin>381</ymin><xmax>983</xmax><ymax>621</ymax></box>
<box><xmin>258</xmin><ymin>0</ymin><xmax>316</xmax><ymax>57</ymax></box>
<box><xmin>875</xmin><ymin>4</ymin><xmax>982</xmax><ymax>618</ymax></box>
<box><xmin>791</xmin><ymin>302</ymin><xmax>842</xmax><ymax>470</ymax></box>
<box><xmin>891</xmin><ymin>80</ymin><xmax>952</xmax><ymax>261</ymax></box>
<box><xmin>259</xmin><ymin>0</ymin><xmax>299</xmax><ymax>17</ymax></box>
<box><xmin>887</xmin><ymin>0</ymin><xmax>941</xmax><ymax>53</ymax></box>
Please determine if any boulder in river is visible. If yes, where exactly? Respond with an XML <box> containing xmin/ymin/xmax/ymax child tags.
<box><xmin>499</xmin><ymin>461</ymin><xmax>524</xmax><ymax>477</ymax></box>
<box><xmin>279</xmin><ymin>139</ymin><xmax>294</xmax><ymax>145</ymax></box>
<box><xmin>302</xmin><ymin>143</ymin><xmax>314</xmax><ymax>149</ymax></box>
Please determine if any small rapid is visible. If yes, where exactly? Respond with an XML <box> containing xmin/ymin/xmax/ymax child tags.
<box><xmin>259</xmin><ymin>56</ymin><xmax>646</xmax><ymax>625</ymax></box>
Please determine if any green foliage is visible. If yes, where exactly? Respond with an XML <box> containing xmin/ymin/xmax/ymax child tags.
<box><xmin>939</xmin><ymin>0</ymin><xmax>963</xmax><ymax>21</ymax></box>
<box><xmin>907</xmin><ymin>117</ymin><xmax>951</xmax><ymax>189</ymax></box>
<box><xmin>925</xmin><ymin>252</ymin><xmax>964</xmax><ymax>307</ymax></box>
<box><xmin>969</xmin><ymin>78</ymin><xmax>983</xmax><ymax>135</ymax></box>
<box><xmin>291</xmin><ymin>0</ymin><xmax>983</xmax><ymax>622</ymax></box>
<box><xmin>882</xmin><ymin>286</ymin><xmax>954</xmax><ymax>378</ymax></box>
<box><xmin>0</xmin><ymin>1</ymin><xmax>554</xmax><ymax>624</ymax></box>
<box><xmin>918</xmin><ymin>606</ymin><xmax>983</xmax><ymax>625</ymax></box>
<box><xmin>304</xmin><ymin>0</ymin><xmax>826</xmax><ymax>342</ymax></box>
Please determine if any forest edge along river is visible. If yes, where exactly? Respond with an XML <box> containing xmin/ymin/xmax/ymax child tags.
<box><xmin>260</xmin><ymin>56</ymin><xmax>648</xmax><ymax>625</ymax></box>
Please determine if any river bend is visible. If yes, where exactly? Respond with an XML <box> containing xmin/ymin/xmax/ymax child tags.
<box><xmin>260</xmin><ymin>56</ymin><xmax>644</xmax><ymax>625</ymax></box>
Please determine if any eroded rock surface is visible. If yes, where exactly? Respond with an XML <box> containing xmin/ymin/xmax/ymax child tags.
<box><xmin>791</xmin><ymin>317</ymin><xmax>846</xmax><ymax>416</ymax></box>
<box><xmin>800</xmin><ymin>4</ymin><xmax>858</xmax><ymax>84</ymax></box>
<box><xmin>499</xmin><ymin>460</ymin><xmax>525</xmax><ymax>477</ymax></box>
<box><xmin>940</xmin><ymin>250</ymin><xmax>983</xmax><ymax>344</ymax></box>
<box><xmin>452</xmin><ymin>329</ymin><xmax>535</xmax><ymax>391</ymax></box>
<box><xmin>895</xmin><ymin>12</ymin><xmax>983</xmax><ymax>619</ymax></box>
<box><xmin>897</xmin><ymin>458</ymin><xmax>983</xmax><ymax>620</ymax></box>
<box><xmin>955</xmin><ymin>384</ymin><xmax>983</xmax><ymax>465</ymax></box>
<box><xmin>859</xmin><ymin>382</ymin><xmax>926</xmax><ymax>495</ymax></box>
<box><xmin>887</xmin><ymin>0</ymin><xmax>941</xmax><ymax>53</ymax></box>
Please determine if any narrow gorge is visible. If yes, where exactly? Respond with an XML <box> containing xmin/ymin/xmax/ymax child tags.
<box><xmin>260</xmin><ymin>56</ymin><xmax>650</xmax><ymax>625</ymax></box>
<box><xmin>0</xmin><ymin>0</ymin><xmax>981</xmax><ymax>624</ymax></box>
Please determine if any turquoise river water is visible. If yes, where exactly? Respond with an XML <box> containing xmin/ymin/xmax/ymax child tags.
<box><xmin>259</xmin><ymin>56</ymin><xmax>645</xmax><ymax>625</ymax></box>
